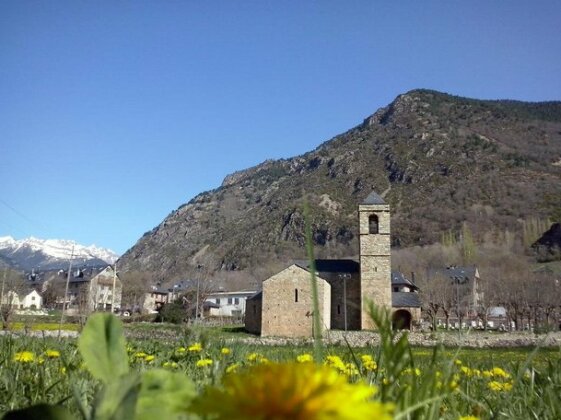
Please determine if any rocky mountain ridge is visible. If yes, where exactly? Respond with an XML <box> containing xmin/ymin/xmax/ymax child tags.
<box><xmin>0</xmin><ymin>236</ymin><xmax>119</xmax><ymax>271</ymax></box>
<box><xmin>118</xmin><ymin>89</ymin><xmax>561</xmax><ymax>282</ymax></box>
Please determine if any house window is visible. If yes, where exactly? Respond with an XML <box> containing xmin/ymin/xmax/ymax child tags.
<box><xmin>216</xmin><ymin>298</ymin><xmax>220</xmax><ymax>304</ymax></box>
<box><xmin>393</xmin><ymin>287</ymin><xmax>399</xmax><ymax>292</ymax></box>
<box><xmin>228</xmin><ymin>298</ymin><xmax>233</xmax><ymax>304</ymax></box>
<box><xmin>234</xmin><ymin>297</ymin><xmax>239</xmax><ymax>305</ymax></box>
<box><xmin>295</xmin><ymin>289</ymin><xmax>299</xmax><ymax>303</ymax></box>
<box><xmin>369</xmin><ymin>215</ymin><xmax>379</xmax><ymax>234</ymax></box>
<box><xmin>31</xmin><ymin>296</ymin><xmax>36</xmax><ymax>301</ymax></box>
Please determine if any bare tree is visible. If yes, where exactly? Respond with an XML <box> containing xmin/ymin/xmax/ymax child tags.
<box><xmin>0</xmin><ymin>269</ymin><xmax>26</xmax><ymax>330</ymax></box>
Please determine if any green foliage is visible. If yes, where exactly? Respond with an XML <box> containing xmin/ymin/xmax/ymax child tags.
<box><xmin>78</xmin><ymin>314</ymin><xmax>129</xmax><ymax>383</ymax></box>
<box><xmin>136</xmin><ymin>370</ymin><xmax>196</xmax><ymax>420</ymax></box>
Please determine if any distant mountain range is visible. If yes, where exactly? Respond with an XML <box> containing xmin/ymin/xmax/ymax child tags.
<box><xmin>0</xmin><ymin>236</ymin><xmax>119</xmax><ymax>271</ymax></box>
<box><xmin>117</xmin><ymin>89</ymin><xmax>561</xmax><ymax>282</ymax></box>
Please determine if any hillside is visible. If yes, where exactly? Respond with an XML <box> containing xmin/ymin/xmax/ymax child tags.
<box><xmin>118</xmin><ymin>90</ymin><xmax>561</xmax><ymax>282</ymax></box>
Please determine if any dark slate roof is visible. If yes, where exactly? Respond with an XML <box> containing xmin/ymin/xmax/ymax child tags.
<box><xmin>391</xmin><ymin>271</ymin><xmax>419</xmax><ymax>289</ymax></box>
<box><xmin>392</xmin><ymin>292</ymin><xmax>421</xmax><ymax>308</ymax></box>
<box><xmin>294</xmin><ymin>259</ymin><xmax>360</xmax><ymax>275</ymax></box>
<box><xmin>429</xmin><ymin>266</ymin><xmax>477</xmax><ymax>284</ymax></box>
<box><xmin>362</xmin><ymin>191</ymin><xmax>386</xmax><ymax>205</ymax></box>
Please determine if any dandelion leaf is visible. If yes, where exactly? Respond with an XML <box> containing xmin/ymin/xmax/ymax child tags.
<box><xmin>78</xmin><ymin>313</ymin><xmax>129</xmax><ymax>383</ymax></box>
<box><xmin>94</xmin><ymin>373</ymin><xmax>140</xmax><ymax>420</ymax></box>
<box><xmin>136</xmin><ymin>369</ymin><xmax>197</xmax><ymax>420</ymax></box>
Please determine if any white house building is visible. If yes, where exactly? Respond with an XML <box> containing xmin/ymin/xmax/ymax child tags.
<box><xmin>204</xmin><ymin>290</ymin><xmax>257</xmax><ymax>317</ymax></box>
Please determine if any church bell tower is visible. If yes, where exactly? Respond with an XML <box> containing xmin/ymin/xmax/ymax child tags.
<box><xmin>359</xmin><ymin>191</ymin><xmax>392</xmax><ymax>329</ymax></box>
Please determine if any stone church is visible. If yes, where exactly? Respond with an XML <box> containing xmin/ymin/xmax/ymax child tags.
<box><xmin>244</xmin><ymin>191</ymin><xmax>421</xmax><ymax>338</ymax></box>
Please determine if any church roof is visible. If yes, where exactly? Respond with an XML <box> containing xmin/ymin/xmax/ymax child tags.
<box><xmin>294</xmin><ymin>259</ymin><xmax>360</xmax><ymax>275</ymax></box>
<box><xmin>362</xmin><ymin>191</ymin><xmax>386</xmax><ymax>205</ymax></box>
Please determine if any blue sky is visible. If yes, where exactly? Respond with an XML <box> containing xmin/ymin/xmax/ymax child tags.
<box><xmin>1</xmin><ymin>1</ymin><xmax>560</xmax><ymax>255</ymax></box>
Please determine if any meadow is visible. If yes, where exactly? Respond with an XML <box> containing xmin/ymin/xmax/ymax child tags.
<box><xmin>1</xmin><ymin>309</ymin><xmax>560</xmax><ymax>419</ymax></box>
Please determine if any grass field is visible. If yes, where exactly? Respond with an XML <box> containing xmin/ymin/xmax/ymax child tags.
<box><xmin>1</xmin><ymin>312</ymin><xmax>560</xmax><ymax>419</ymax></box>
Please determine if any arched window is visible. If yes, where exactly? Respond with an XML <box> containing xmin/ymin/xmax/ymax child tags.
<box><xmin>369</xmin><ymin>214</ymin><xmax>379</xmax><ymax>234</ymax></box>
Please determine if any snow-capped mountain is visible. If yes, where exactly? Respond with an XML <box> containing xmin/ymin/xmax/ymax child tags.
<box><xmin>0</xmin><ymin>236</ymin><xmax>119</xmax><ymax>271</ymax></box>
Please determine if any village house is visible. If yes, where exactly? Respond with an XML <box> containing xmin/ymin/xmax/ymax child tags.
<box><xmin>245</xmin><ymin>191</ymin><xmax>421</xmax><ymax>338</ymax></box>
<box><xmin>60</xmin><ymin>265</ymin><xmax>122</xmax><ymax>314</ymax></box>
<box><xmin>0</xmin><ymin>289</ymin><xmax>43</xmax><ymax>310</ymax></box>
<box><xmin>204</xmin><ymin>290</ymin><xmax>257</xmax><ymax>318</ymax></box>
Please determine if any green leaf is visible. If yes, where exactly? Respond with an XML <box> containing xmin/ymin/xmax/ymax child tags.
<box><xmin>2</xmin><ymin>404</ymin><xmax>74</xmax><ymax>420</ymax></box>
<box><xmin>78</xmin><ymin>313</ymin><xmax>129</xmax><ymax>383</ymax></box>
<box><xmin>94</xmin><ymin>373</ymin><xmax>140</xmax><ymax>420</ymax></box>
<box><xmin>136</xmin><ymin>369</ymin><xmax>197</xmax><ymax>420</ymax></box>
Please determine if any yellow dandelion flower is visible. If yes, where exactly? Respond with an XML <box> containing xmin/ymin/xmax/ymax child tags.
<box><xmin>144</xmin><ymin>355</ymin><xmax>155</xmax><ymax>362</ymax></box>
<box><xmin>188</xmin><ymin>343</ymin><xmax>203</xmax><ymax>352</ymax></box>
<box><xmin>490</xmin><ymin>367</ymin><xmax>510</xmax><ymax>379</ymax></box>
<box><xmin>196</xmin><ymin>358</ymin><xmax>213</xmax><ymax>368</ymax></box>
<box><xmin>360</xmin><ymin>355</ymin><xmax>378</xmax><ymax>371</ymax></box>
<box><xmin>60</xmin><ymin>366</ymin><xmax>67</xmax><ymax>375</ymax></box>
<box><xmin>247</xmin><ymin>352</ymin><xmax>264</xmax><ymax>362</ymax></box>
<box><xmin>488</xmin><ymin>381</ymin><xmax>513</xmax><ymax>392</ymax></box>
<box><xmin>325</xmin><ymin>355</ymin><xmax>346</xmax><ymax>372</ymax></box>
<box><xmin>176</xmin><ymin>347</ymin><xmax>186</xmax><ymax>353</ymax></box>
<box><xmin>459</xmin><ymin>416</ymin><xmax>480</xmax><ymax>420</ymax></box>
<box><xmin>344</xmin><ymin>363</ymin><xmax>359</xmax><ymax>377</ymax></box>
<box><xmin>191</xmin><ymin>362</ymin><xmax>393</xmax><ymax>420</ymax></box>
<box><xmin>221</xmin><ymin>347</ymin><xmax>231</xmax><ymax>355</ymax></box>
<box><xmin>296</xmin><ymin>354</ymin><xmax>314</xmax><ymax>363</ymax></box>
<box><xmin>226</xmin><ymin>363</ymin><xmax>240</xmax><ymax>374</ymax></box>
<box><xmin>134</xmin><ymin>352</ymin><xmax>147</xmax><ymax>358</ymax></box>
<box><xmin>37</xmin><ymin>357</ymin><xmax>45</xmax><ymax>365</ymax></box>
<box><xmin>454</xmin><ymin>359</ymin><xmax>463</xmax><ymax>366</ymax></box>
<box><xmin>45</xmin><ymin>350</ymin><xmax>60</xmax><ymax>358</ymax></box>
<box><xmin>13</xmin><ymin>351</ymin><xmax>35</xmax><ymax>363</ymax></box>
<box><xmin>163</xmin><ymin>361</ymin><xmax>179</xmax><ymax>369</ymax></box>
<box><xmin>449</xmin><ymin>380</ymin><xmax>459</xmax><ymax>392</ymax></box>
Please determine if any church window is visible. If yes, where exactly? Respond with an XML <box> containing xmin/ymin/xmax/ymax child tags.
<box><xmin>295</xmin><ymin>289</ymin><xmax>299</xmax><ymax>302</ymax></box>
<box><xmin>369</xmin><ymin>215</ymin><xmax>379</xmax><ymax>234</ymax></box>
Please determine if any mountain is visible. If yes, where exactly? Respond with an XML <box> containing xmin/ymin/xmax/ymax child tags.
<box><xmin>0</xmin><ymin>236</ymin><xmax>119</xmax><ymax>271</ymax></box>
<box><xmin>118</xmin><ymin>89</ymin><xmax>561</xmax><ymax>282</ymax></box>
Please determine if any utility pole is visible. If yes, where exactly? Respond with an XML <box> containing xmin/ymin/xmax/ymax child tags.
<box><xmin>59</xmin><ymin>246</ymin><xmax>74</xmax><ymax>337</ymax></box>
<box><xmin>339</xmin><ymin>273</ymin><xmax>350</xmax><ymax>331</ymax></box>
<box><xmin>111</xmin><ymin>261</ymin><xmax>117</xmax><ymax>313</ymax></box>
<box><xmin>196</xmin><ymin>264</ymin><xmax>202</xmax><ymax>321</ymax></box>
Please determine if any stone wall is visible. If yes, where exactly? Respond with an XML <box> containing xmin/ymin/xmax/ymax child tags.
<box><xmin>261</xmin><ymin>265</ymin><xmax>331</xmax><ymax>338</ymax></box>
<box><xmin>325</xmin><ymin>273</ymin><xmax>361</xmax><ymax>330</ymax></box>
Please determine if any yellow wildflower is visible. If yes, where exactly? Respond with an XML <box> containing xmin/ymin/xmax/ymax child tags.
<box><xmin>60</xmin><ymin>366</ymin><xmax>67</xmax><ymax>375</ymax></box>
<box><xmin>296</xmin><ymin>354</ymin><xmax>314</xmax><ymax>363</ymax></box>
<box><xmin>226</xmin><ymin>363</ymin><xmax>241</xmax><ymax>374</ymax></box>
<box><xmin>196</xmin><ymin>358</ymin><xmax>213</xmax><ymax>368</ymax></box>
<box><xmin>488</xmin><ymin>381</ymin><xmax>513</xmax><ymax>392</ymax></box>
<box><xmin>144</xmin><ymin>355</ymin><xmax>155</xmax><ymax>362</ymax></box>
<box><xmin>247</xmin><ymin>352</ymin><xmax>267</xmax><ymax>363</ymax></box>
<box><xmin>454</xmin><ymin>359</ymin><xmax>463</xmax><ymax>366</ymax></box>
<box><xmin>13</xmin><ymin>351</ymin><xmax>35</xmax><ymax>363</ymax></box>
<box><xmin>360</xmin><ymin>355</ymin><xmax>377</xmax><ymax>371</ymax></box>
<box><xmin>134</xmin><ymin>352</ymin><xmax>147</xmax><ymax>358</ymax></box>
<box><xmin>188</xmin><ymin>343</ymin><xmax>203</xmax><ymax>352</ymax></box>
<box><xmin>459</xmin><ymin>416</ymin><xmax>480</xmax><ymax>420</ymax></box>
<box><xmin>45</xmin><ymin>350</ymin><xmax>60</xmax><ymax>358</ymax></box>
<box><xmin>324</xmin><ymin>355</ymin><xmax>346</xmax><ymax>372</ymax></box>
<box><xmin>163</xmin><ymin>361</ymin><xmax>179</xmax><ymax>369</ymax></box>
<box><xmin>221</xmin><ymin>347</ymin><xmax>231</xmax><ymax>355</ymax></box>
<box><xmin>176</xmin><ymin>347</ymin><xmax>186</xmax><ymax>353</ymax></box>
<box><xmin>191</xmin><ymin>362</ymin><xmax>393</xmax><ymax>420</ymax></box>
<box><xmin>344</xmin><ymin>363</ymin><xmax>359</xmax><ymax>377</ymax></box>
